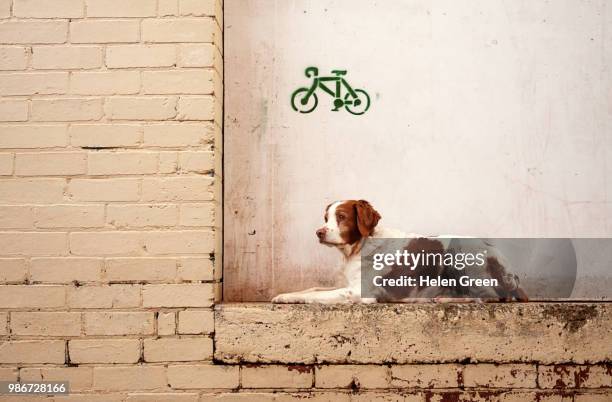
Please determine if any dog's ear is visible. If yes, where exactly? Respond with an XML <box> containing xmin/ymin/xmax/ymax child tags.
<box><xmin>355</xmin><ymin>200</ymin><xmax>381</xmax><ymax>237</ymax></box>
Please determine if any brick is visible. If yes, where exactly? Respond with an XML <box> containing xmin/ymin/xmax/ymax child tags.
<box><xmin>314</xmin><ymin>365</ymin><xmax>388</xmax><ymax>389</ymax></box>
<box><xmin>84</xmin><ymin>312</ymin><xmax>154</xmax><ymax>335</ymax></box>
<box><xmin>142</xmin><ymin>18</ymin><xmax>215</xmax><ymax>42</ymax></box>
<box><xmin>168</xmin><ymin>365</ymin><xmax>238</xmax><ymax>389</ymax></box>
<box><xmin>34</xmin><ymin>204</ymin><xmax>105</xmax><ymax>228</ymax></box>
<box><xmin>31</xmin><ymin>98</ymin><xmax>103</xmax><ymax>122</ymax></box>
<box><xmin>539</xmin><ymin>365</ymin><xmax>612</xmax><ymax>389</ymax></box>
<box><xmin>0</xmin><ymin>152</ymin><xmax>11</xmax><ymax>175</ymax></box>
<box><xmin>574</xmin><ymin>394</ymin><xmax>612</xmax><ymax>402</ymax></box>
<box><xmin>0</xmin><ymin>0</ymin><xmax>9</xmax><ymax>18</ymax></box>
<box><xmin>105</xmin><ymin>257</ymin><xmax>177</xmax><ymax>281</ymax></box>
<box><xmin>143</xmin><ymin>283</ymin><xmax>213</xmax><ymax>307</ymax></box>
<box><xmin>30</xmin><ymin>257</ymin><xmax>103</xmax><ymax>283</ymax></box>
<box><xmin>177</xmin><ymin>257</ymin><xmax>214</xmax><ymax>281</ymax></box>
<box><xmin>93</xmin><ymin>366</ymin><xmax>166</xmax><ymax>391</ymax></box>
<box><xmin>178</xmin><ymin>310</ymin><xmax>214</xmax><ymax>334</ymax></box>
<box><xmin>67</xmin><ymin>284</ymin><xmax>140</xmax><ymax>308</ymax></box>
<box><xmin>70</xmin><ymin>124</ymin><xmax>141</xmax><ymax>147</ymax></box>
<box><xmin>0</xmin><ymin>259</ymin><xmax>27</xmax><ymax>282</ymax></box>
<box><xmin>179</xmin><ymin>0</ymin><xmax>215</xmax><ymax>16</ymax></box>
<box><xmin>0</xmin><ymin>206</ymin><xmax>34</xmax><ymax>228</ymax></box>
<box><xmin>70</xmin><ymin>231</ymin><xmax>141</xmax><ymax>256</ymax></box>
<box><xmin>179</xmin><ymin>44</ymin><xmax>219</xmax><ymax>69</ymax></box>
<box><xmin>0</xmin><ymin>285</ymin><xmax>65</xmax><ymax>307</ymax></box>
<box><xmin>71</xmin><ymin>71</ymin><xmax>140</xmax><ymax>95</ymax></box>
<box><xmin>20</xmin><ymin>367</ymin><xmax>92</xmax><ymax>392</ymax></box>
<box><xmin>70</xmin><ymin>339</ymin><xmax>140</xmax><ymax>364</ymax></box>
<box><xmin>32</xmin><ymin>46</ymin><xmax>102</xmax><ymax>69</ymax></box>
<box><xmin>143</xmin><ymin>123</ymin><xmax>213</xmax><ymax>147</ymax></box>
<box><xmin>68</xmin><ymin>178</ymin><xmax>140</xmax><ymax>201</ymax></box>
<box><xmin>158</xmin><ymin>151</ymin><xmax>178</xmax><ymax>173</ymax></box>
<box><xmin>144</xmin><ymin>337</ymin><xmax>212</xmax><ymax>362</ymax></box>
<box><xmin>0</xmin><ymin>232</ymin><xmax>67</xmax><ymax>255</ymax></box>
<box><xmin>463</xmin><ymin>364</ymin><xmax>536</xmax><ymax>388</ymax></box>
<box><xmin>0</xmin><ymin>47</ymin><xmax>28</xmax><ymax>70</ymax></box>
<box><xmin>143</xmin><ymin>230</ymin><xmax>215</xmax><ymax>254</ymax></box>
<box><xmin>0</xmin><ymin>340</ymin><xmax>65</xmax><ymax>364</ymax></box>
<box><xmin>15</xmin><ymin>152</ymin><xmax>87</xmax><ymax>176</ymax></box>
<box><xmin>86</xmin><ymin>0</ymin><xmax>157</xmax><ymax>17</ymax></box>
<box><xmin>143</xmin><ymin>70</ymin><xmax>214</xmax><ymax>94</ymax></box>
<box><xmin>127</xmin><ymin>394</ymin><xmax>198</xmax><ymax>402</ymax></box>
<box><xmin>71</xmin><ymin>20</ymin><xmax>140</xmax><ymax>43</ymax></box>
<box><xmin>106</xmin><ymin>44</ymin><xmax>175</xmax><ymax>68</ymax></box>
<box><xmin>158</xmin><ymin>0</ymin><xmax>178</xmax><ymax>16</ymax></box>
<box><xmin>58</xmin><ymin>394</ymin><xmax>126</xmax><ymax>402</ymax></box>
<box><xmin>11</xmin><ymin>312</ymin><xmax>81</xmax><ymax>336</ymax></box>
<box><xmin>105</xmin><ymin>96</ymin><xmax>177</xmax><ymax>120</ymax></box>
<box><xmin>0</xmin><ymin>100</ymin><xmax>28</xmax><ymax>122</ymax></box>
<box><xmin>177</xmin><ymin>95</ymin><xmax>215</xmax><ymax>121</ymax></box>
<box><xmin>142</xmin><ymin>176</ymin><xmax>213</xmax><ymax>201</ymax></box>
<box><xmin>0</xmin><ymin>72</ymin><xmax>67</xmax><ymax>95</ymax></box>
<box><xmin>88</xmin><ymin>151</ymin><xmax>158</xmax><ymax>175</ymax></box>
<box><xmin>157</xmin><ymin>311</ymin><xmax>176</xmax><ymax>335</ymax></box>
<box><xmin>180</xmin><ymin>203</ymin><xmax>214</xmax><ymax>226</ymax></box>
<box><xmin>391</xmin><ymin>364</ymin><xmax>461</xmax><ymax>388</ymax></box>
<box><xmin>0</xmin><ymin>367</ymin><xmax>18</xmax><ymax>381</ymax></box>
<box><xmin>107</xmin><ymin>204</ymin><xmax>178</xmax><ymax>228</ymax></box>
<box><xmin>242</xmin><ymin>365</ymin><xmax>313</xmax><ymax>389</ymax></box>
<box><xmin>0</xmin><ymin>179</ymin><xmax>65</xmax><ymax>202</ymax></box>
<box><xmin>14</xmin><ymin>0</ymin><xmax>84</xmax><ymax>18</ymax></box>
<box><xmin>179</xmin><ymin>151</ymin><xmax>214</xmax><ymax>173</ymax></box>
<box><xmin>0</xmin><ymin>125</ymin><xmax>67</xmax><ymax>148</ymax></box>
<box><xmin>0</xmin><ymin>312</ymin><xmax>6</xmax><ymax>335</ymax></box>
<box><xmin>0</xmin><ymin>20</ymin><xmax>68</xmax><ymax>44</ymax></box>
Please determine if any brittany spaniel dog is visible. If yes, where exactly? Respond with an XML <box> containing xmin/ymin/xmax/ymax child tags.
<box><xmin>272</xmin><ymin>199</ymin><xmax>528</xmax><ymax>304</ymax></box>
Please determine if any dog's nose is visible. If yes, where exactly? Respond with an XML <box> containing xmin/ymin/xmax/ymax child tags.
<box><xmin>316</xmin><ymin>228</ymin><xmax>327</xmax><ymax>240</ymax></box>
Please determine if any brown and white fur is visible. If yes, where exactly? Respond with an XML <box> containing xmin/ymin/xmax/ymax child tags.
<box><xmin>271</xmin><ymin>200</ymin><xmax>528</xmax><ymax>304</ymax></box>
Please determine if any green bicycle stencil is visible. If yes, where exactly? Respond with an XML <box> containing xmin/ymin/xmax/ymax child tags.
<box><xmin>291</xmin><ymin>67</ymin><xmax>371</xmax><ymax>115</ymax></box>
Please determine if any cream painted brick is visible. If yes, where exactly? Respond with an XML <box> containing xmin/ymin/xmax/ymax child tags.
<box><xmin>0</xmin><ymin>100</ymin><xmax>28</xmax><ymax>122</ymax></box>
<box><xmin>0</xmin><ymin>72</ymin><xmax>68</xmax><ymax>95</ymax></box>
<box><xmin>179</xmin><ymin>203</ymin><xmax>214</xmax><ymax>226</ymax></box>
<box><xmin>93</xmin><ymin>366</ymin><xmax>166</xmax><ymax>391</ymax></box>
<box><xmin>105</xmin><ymin>257</ymin><xmax>176</xmax><ymax>281</ymax></box>
<box><xmin>0</xmin><ymin>285</ymin><xmax>65</xmax><ymax>307</ymax></box>
<box><xmin>60</xmin><ymin>394</ymin><xmax>126</xmax><ymax>402</ymax></box>
<box><xmin>0</xmin><ymin>20</ymin><xmax>68</xmax><ymax>44</ymax></box>
<box><xmin>70</xmin><ymin>231</ymin><xmax>141</xmax><ymax>256</ymax></box>
<box><xmin>463</xmin><ymin>364</ymin><xmax>537</xmax><ymax>388</ymax></box>
<box><xmin>0</xmin><ymin>340</ymin><xmax>65</xmax><ymax>364</ymax></box>
<box><xmin>32</xmin><ymin>46</ymin><xmax>102</xmax><ymax>69</ymax></box>
<box><xmin>14</xmin><ymin>0</ymin><xmax>84</xmax><ymax>18</ymax></box>
<box><xmin>0</xmin><ymin>367</ymin><xmax>18</xmax><ymax>381</ymax></box>
<box><xmin>0</xmin><ymin>47</ymin><xmax>28</xmax><ymax>70</ymax></box>
<box><xmin>15</xmin><ymin>152</ymin><xmax>86</xmax><ymax>176</ymax></box>
<box><xmin>144</xmin><ymin>337</ymin><xmax>212</xmax><ymax>362</ymax></box>
<box><xmin>34</xmin><ymin>204</ymin><xmax>105</xmax><ymax>228</ymax></box>
<box><xmin>143</xmin><ymin>70</ymin><xmax>214</xmax><ymax>95</ymax></box>
<box><xmin>31</xmin><ymin>98</ymin><xmax>103</xmax><ymax>122</ymax></box>
<box><xmin>142</xmin><ymin>18</ymin><xmax>215</xmax><ymax>42</ymax></box>
<box><xmin>0</xmin><ymin>125</ymin><xmax>67</xmax><ymax>148</ymax></box>
<box><xmin>579</xmin><ymin>365</ymin><xmax>612</xmax><ymax>388</ymax></box>
<box><xmin>30</xmin><ymin>257</ymin><xmax>103</xmax><ymax>283</ymax></box>
<box><xmin>168</xmin><ymin>365</ymin><xmax>238</xmax><ymax>389</ymax></box>
<box><xmin>70</xmin><ymin>339</ymin><xmax>140</xmax><ymax>364</ymax></box>
<box><xmin>106</xmin><ymin>44</ymin><xmax>175</xmax><ymax>68</ymax></box>
<box><xmin>71</xmin><ymin>20</ymin><xmax>140</xmax><ymax>43</ymax></box>
<box><xmin>143</xmin><ymin>283</ymin><xmax>213</xmax><ymax>307</ymax></box>
<box><xmin>316</xmin><ymin>365</ymin><xmax>389</xmax><ymax>389</ymax></box>
<box><xmin>177</xmin><ymin>96</ymin><xmax>215</xmax><ymax>121</ymax></box>
<box><xmin>70</xmin><ymin>124</ymin><xmax>141</xmax><ymax>147</ymax></box>
<box><xmin>390</xmin><ymin>364</ymin><xmax>461</xmax><ymax>388</ymax></box>
<box><xmin>107</xmin><ymin>204</ymin><xmax>178</xmax><ymax>228</ymax></box>
<box><xmin>105</xmin><ymin>96</ymin><xmax>177</xmax><ymax>120</ymax></box>
<box><xmin>0</xmin><ymin>259</ymin><xmax>27</xmax><ymax>282</ymax></box>
<box><xmin>127</xmin><ymin>394</ymin><xmax>198</xmax><ymax>402</ymax></box>
<box><xmin>180</xmin><ymin>0</ymin><xmax>215</xmax><ymax>16</ymax></box>
<box><xmin>0</xmin><ymin>0</ymin><xmax>9</xmax><ymax>18</ymax></box>
<box><xmin>143</xmin><ymin>123</ymin><xmax>213</xmax><ymax>147</ymax></box>
<box><xmin>67</xmin><ymin>284</ymin><xmax>140</xmax><ymax>308</ymax></box>
<box><xmin>179</xmin><ymin>151</ymin><xmax>214</xmax><ymax>173</ymax></box>
<box><xmin>68</xmin><ymin>178</ymin><xmax>140</xmax><ymax>202</ymax></box>
<box><xmin>158</xmin><ymin>151</ymin><xmax>178</xmax><ymax>173</ymax></box>
<box><xmin>0</xmin><ymin>312</ymin><xmax>6</xmax><ymax>335</ymax></box>
<box><xmin>88</xmin><ymin>151</ymin><xmax>158</xmax><ymax>175</ymax></box>
<box><xmin>143</xmin><ymin>230</ymin><xmax>215</xmax><ymax>254</ymax></box>
<box><xmin>0</xmin><ymin>232</ymin><xmax>67</xmax><ymax>255</ymax></box>
<box><xmin>71</xmin><ymin>71</ymin><xmax>140</xmax><ymax>95</ymax></box>
<box><xmin>142</xmin><ymin>176</ymin><xmax>213</xmax><ymax>201</ymax></box>
<box><xmin>574</xmin><ymin>395</ymin><xmax>612</xmax><ymax>402</ymax></box>
<box><xmin>0</xmin><ymin>205</ymin><xmax>33</xmax><ymax>229</ymax></box>
<box><xmin>20</xmin><ymin>367</ymin><xmax>92</xmax><ymax>392</ymax></box>
<box><xmin>0</xmin><ymin>152</ymin><xmax>12</xmax><ymax>175</ymax></box>
<box><xmin>86</xmin><ymin>0</ymin><xmax>157</xmax><ymax>17</ymax></box>
<box><xmin>157</xmin><ymin>311</ymin><xmax>176</xmax><ymax>335</ymax></box>
<box><xmin>177</xmin><ymin>257</ymin><xmax>213</xmax><ymax>281</ymax></box>
<box><xmin>84</xmin><ymin>312</ymin><xmax>154</xmax><ymax>335</ymax></box>
<box><xmin>11</xmin><ymin>312</ymin><xmax>81</xmax><ymax>336</ymax></box>
<box><xmin>539</xmin><ymin>365</ymin><xmax>612</xmax><ymax>388</ymax></box>
<box><xmin>0</xmin><ymin>179</ymin><xmax>65</xmax><ymax>203</ymax></box>
<box><xmin>179</xmin><ymin>43</ymin><xmax>218</xmax><ymax>68</ymax></box>
<box><xmin>178</xmin><ymin>310</ymin><xmax>214</xmax><ymax>334</ymax></box>
<box><xmin>242</xmin><ymin>365</ymin><xmax>313</xmax><ymax>389</ymax></box>
<box><xmin>158</xmin><ymin>0</ymin><xmax>178</xmax><ymax>16</ymax></box>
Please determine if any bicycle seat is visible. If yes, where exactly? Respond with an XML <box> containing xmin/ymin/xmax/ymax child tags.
<box><xmin>331</xmin><ymin>70</ymin><xmax>347</xmax><ymax>76</ymax></box>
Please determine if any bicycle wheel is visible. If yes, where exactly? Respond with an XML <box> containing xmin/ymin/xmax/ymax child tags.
<box><xmin>291</xmin><ymin>88</ymin><xmax>318</xmax><ymax>113</ymax></box>
<box><xmin>345</xmin><ymin>89</ymin><xmax>371</xmax><ymax>115</ymax></box>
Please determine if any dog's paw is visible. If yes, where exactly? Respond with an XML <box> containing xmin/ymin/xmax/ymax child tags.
<box><xmin>271</xmin><ymin>293</ymin><xmax>302</xmax><ymax>303</ymax></box>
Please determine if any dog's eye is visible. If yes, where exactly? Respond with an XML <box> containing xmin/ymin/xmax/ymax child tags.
<box><xmin>337</xmin><ymin>214</ymin><xmax>346</xmax><ymax>221</ymax></box>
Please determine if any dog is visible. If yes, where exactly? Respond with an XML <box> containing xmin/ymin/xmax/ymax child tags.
<box><xmin>271</xmin><ymin>199</ymin><xmax>528</xmax><ymax>304</ymax></box>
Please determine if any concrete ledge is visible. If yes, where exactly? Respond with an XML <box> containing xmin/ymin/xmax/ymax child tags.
<box><xmin>214</xmin><ymin>303</ymin><xmax>612</xmax><ymax>364</ymax></box>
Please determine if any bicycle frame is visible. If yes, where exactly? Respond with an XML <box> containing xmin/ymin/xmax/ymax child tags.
<box><xmin>303</xmin><ymin>76</ymin><xmax>359</xmax><ymax>101</ymax></box>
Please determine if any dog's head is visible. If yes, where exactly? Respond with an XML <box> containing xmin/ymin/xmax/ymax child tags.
<box><xmin>316</xmin><ymin>200</ymin><xmax>381</xmax><ymax>247</ymax></box>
